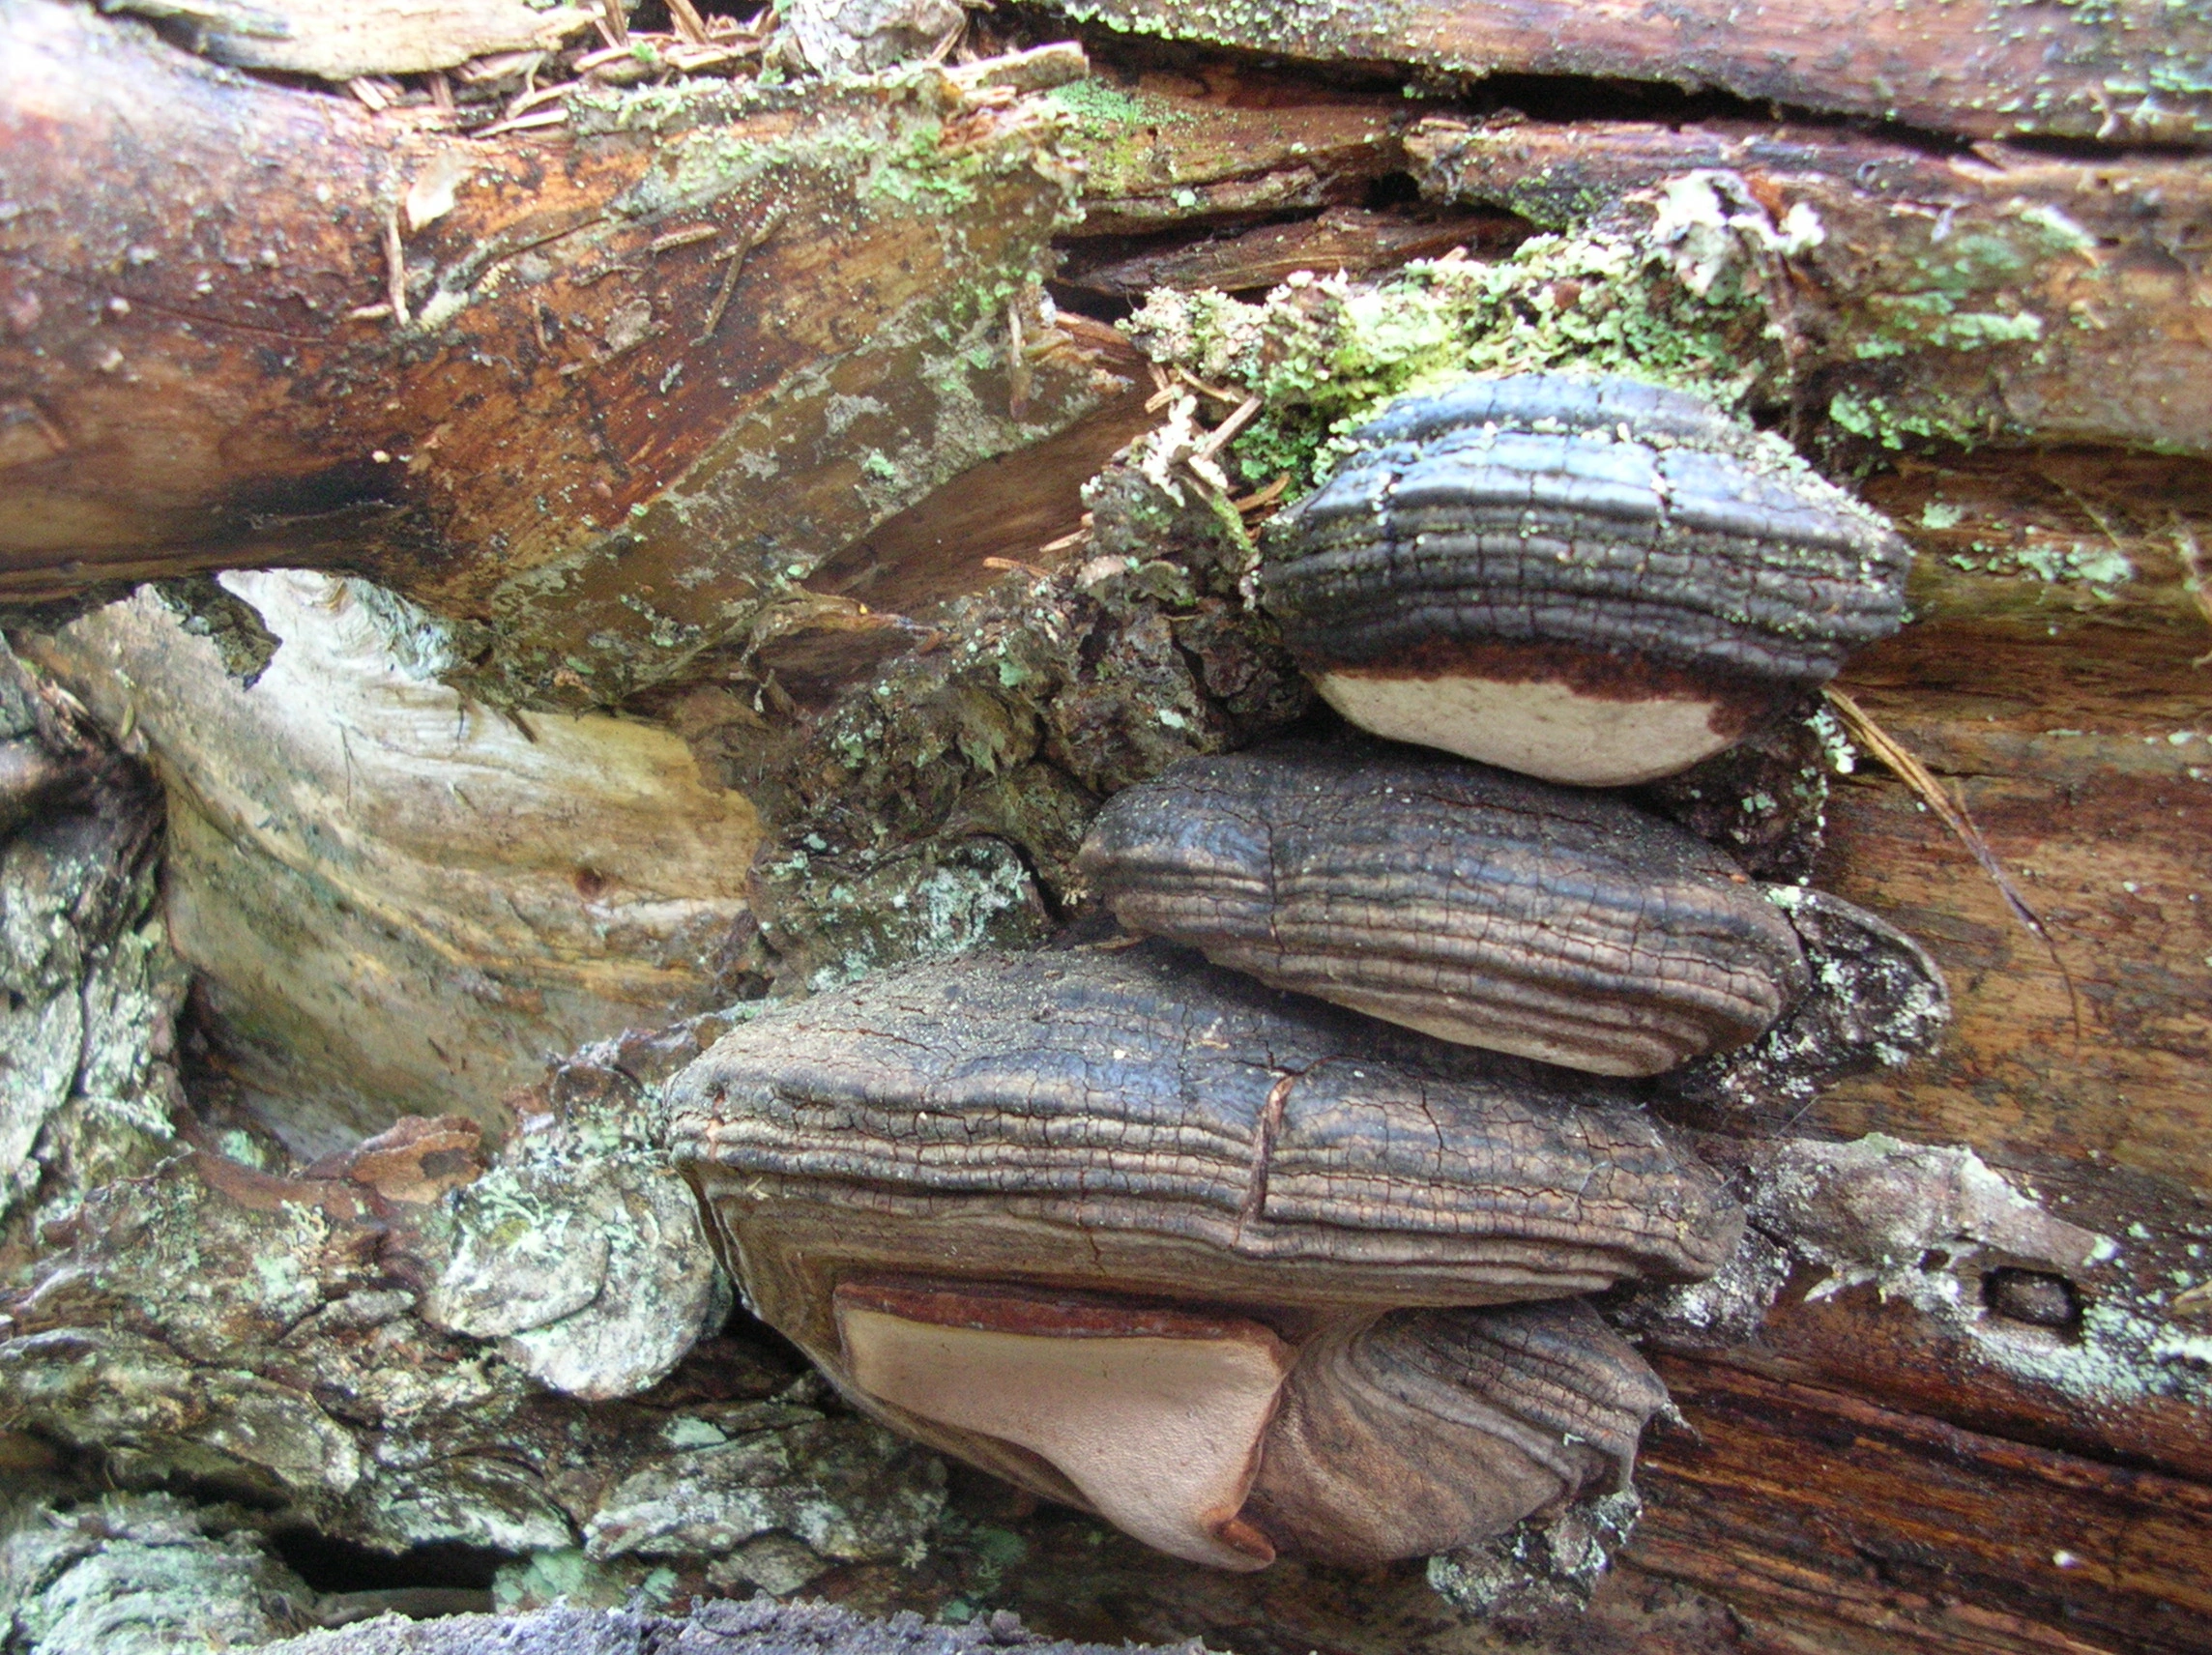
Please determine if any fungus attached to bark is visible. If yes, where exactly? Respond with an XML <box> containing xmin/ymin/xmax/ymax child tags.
<box><xmin>667</xmin><ymin>942</ymin><xmax>1738</xmax><ymax>1569</ymax></box>
<box><xmin>1259</xmin><ymin>373</ymin><xmax>1911</xmax><ymax>786</ymax></box>
<box><xmin>1077</xmin><ymin>740</ymin><xmax>1809</xmax><ymax>1076</ymax></box>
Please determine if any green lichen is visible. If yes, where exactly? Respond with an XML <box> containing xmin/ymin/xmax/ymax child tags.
<box><xmin>1045</xmin><ymin>79</ymin><xmax>1192</xmax><ymax>133</ymax></box>
<box><xmin>1945</xmin><ymin>538</ymin><xmax>2136</xmax><ymax>593</ymax></box>
<box><xmin>1828</xmin><ymin>390</ymin><xmax>1964</xmax><ymax>450</ymax></box>
<box><xmin>1043</xmin><ymin>77</ymin><xmax>1206</xmax><ymax>201</ymax></box>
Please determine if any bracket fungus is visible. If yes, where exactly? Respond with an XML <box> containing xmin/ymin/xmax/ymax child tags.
<box><xmin>1077</xmin><ymin>740</ymin><xmax>1809</xmax><ymax>1076</ymax></box>
<box><xmin>1259</xmin><ymin>374</ymin><xmax>1911</xmax><ymax>786</ymax></box>
<box><xmin>667</xmin><ymin>943</ymin><xmax>1738</xmax><ymax>1571</ymax></box>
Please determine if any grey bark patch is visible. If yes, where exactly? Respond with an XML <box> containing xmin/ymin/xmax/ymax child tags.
<box><xmin>145</xmin><ymin>577</ymin><xmax>280</xmax><ymax>689</ymax></box>
<box><xmin>0</xmin><ymin>1489</ymin><xmax>319</xmax><ymax>1655</ymax></box>
<box><xmin>582</xmin><ymin>1416</ymin><xmax>945</xmax><ymax>1564</ymax></box>
<box><xmin>1657</xmin><ymin>887</ymin><xmax>1951</xmax><ymax>1129</ymax></box>
<box><xmin>258</xmin><ymin>1596</ymin><xmax>1197</xmax><ymax>1655</ymax></box>
<box><xmin>1426</xmin><ymin>1487</ymin><xmax>1644</xmax><ymax>1623</ymax></box>
<box><xmin>750</xmin><ymin>835</ymin><xmax>1052</xmax><ymax>998</ymax></box>
<box><xmin>785</xmin><ymin>0</ymin><xmax>965</xmax><ymax>76</ymax></box>
<box><xmin>0</xmin><ymin>642</ymin><xmax>182</xmax><ymax>1264</ymax></box>
<box><xmin>419</xmin><ymin>1118</ymin><xmax>721</xmax><ymax>1404</ymax></box>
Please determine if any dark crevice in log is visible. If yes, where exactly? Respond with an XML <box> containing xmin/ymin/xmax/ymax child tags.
<box><xmin>1008</xmin><ymin>8</ymin><xmax>2014</xmax><ymax>157</ymax></box>
<box><xmin>269</xmin><ymin>1530</ymin><xmax>509</xmax><ymax>1595</ymax></box>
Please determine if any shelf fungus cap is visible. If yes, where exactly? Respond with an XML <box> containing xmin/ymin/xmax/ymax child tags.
<box><xmin>667</xmin><ymin>943</ymin><xmax>1736</xmax><ymax>1570</ymax></box>
<box><xmin>1077</xmin><ymin>740</ymin><xmax>1809</xmax><ymax>1077</ymax></box>
<box><xmin>1260</xmin><ymin>373</ymin><xmax>1911</xmax><ymax>785</ymax></box>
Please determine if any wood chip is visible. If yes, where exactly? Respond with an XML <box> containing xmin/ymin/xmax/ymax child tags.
<box><xmin>648</xmin><ymin>224</ymin><xmax>719</xmax><ymax>255</ymax></box>
<box><xmin>475</xmin><ymin>106</ymin><xmax>569</xmax><ymax>137</ymax></box>
<box><xmin>2172</xmin><ymin>515</ymin><xmax>2212</xmax><ymax>667</ymax></box>
<box><xmin>667</xmin><ymin>0</ymin><xmax>711</xmax><ymax>44</ymax></box>
<box><xmin>110</xmin><ymin>0</ymin><xmax>597</xmax><ymax>80</ymax></box>
<box><xmin>1190</xmin><ymin>392</ymin><xmax>1263</xmax><ymax>465</ymax></box>
<box><xmin>379</xmin><ymin>202</ymin><xmax>410</xmax><ymax>327</ymax></box>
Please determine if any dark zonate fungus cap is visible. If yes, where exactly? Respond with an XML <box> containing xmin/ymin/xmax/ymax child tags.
<box><xmin>1076</xmin><ymin>740</ymin><xmax>1809</xmax><ymax>1077</ymax></box>
<box><xmin>666</xmin><ymin>943</ymin><xmax>1737</xmax><ymax>1573</ymax></box>
<box><xmin>1259</xmin><ymin>373</ymin><xmax>1911</xmax><ymax>785</ymax></box>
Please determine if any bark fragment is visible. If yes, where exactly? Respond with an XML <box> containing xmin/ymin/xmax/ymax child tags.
<box><xmin>104</xmin><ymin>0</ymin><xmax>597</xmax><ymax>79</ymax></box>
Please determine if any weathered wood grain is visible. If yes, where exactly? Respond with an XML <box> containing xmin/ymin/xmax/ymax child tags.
<box><xmin>1043</xmin><ymin>0</ymin><xmax>2212</xmax><ymax>147</ymax></box>
<box><xmin>1815</xmin><ymin>455</ymin><xmax>2212</xmax><ymax>1189</ymax></box>
<box><xmin>1059</xmin><ymin>206</ymin><xmax>1514</xmax><ymax>304</ymax></box>
<box><xmin>1631</xmin><ymin>1359</ymin><xmax>2212</xmax><ymax>1655</ymax></box>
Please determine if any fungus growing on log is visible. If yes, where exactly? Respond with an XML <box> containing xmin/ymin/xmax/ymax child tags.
<box><xmin>667</xmin><ymin>942</ymin><xmax>1736</xmax><ymax>1569</ymax></box>
<box><xmin>1259</xmin><ymin>374</ymin><xmax>1911</xmax><ymax>785</ymax></box>
<box><xmin>1077</xmin><ymin>740</ymin><xmax>1809</xmax><ymax>1076</ymax></box>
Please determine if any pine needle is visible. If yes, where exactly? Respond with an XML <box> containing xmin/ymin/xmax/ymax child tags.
<box><xmin>2172</xmin><ymin>512</ymin><xmax>2212</xmax><ymax>668</ymax></box>
<box><xmin>1825</xmin><ymin>686</ymin><xmax>2081</xmax><ymax>1042</ymax></box>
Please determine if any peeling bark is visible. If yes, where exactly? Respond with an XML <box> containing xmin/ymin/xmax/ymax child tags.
<box><xmin>28</xmin><ymin>573</ymin><xmax>759</xmax><ymax>1149</ymax></box>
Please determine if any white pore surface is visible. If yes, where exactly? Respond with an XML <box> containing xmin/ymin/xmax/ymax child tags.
<box><xmin>1317</xmin><ymin>671</ymin><xmax>1733</xmax><ymax>786</ymax></box>
<box><xmin>840</xmin><ymin>1304</ymin><xmax>1293</xmax><ymax>1570</ymax></box>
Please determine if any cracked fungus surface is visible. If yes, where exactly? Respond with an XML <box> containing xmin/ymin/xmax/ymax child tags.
<box><xmin>669</xmin><ymin>941</ymin><xmax>1741</xmax><ymax>1288</ymax></box>
<box><xmin>1078</xmin><ymin>740</ymin><xmax>1809</xmax><ymax>1076</ymax></box>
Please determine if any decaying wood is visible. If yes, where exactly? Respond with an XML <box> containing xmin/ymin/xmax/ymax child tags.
<box><xmin>1059</xmin><ymin>206</ymin><xmax>1514</xmax><ymax>304</ymax></box>
<box><xmin>0</xmin><ymin>2</ymin><xmax>1126</xmax><ymax>706</ymax></box>
<box><xmin>1044</xmin><ymin>60</ymin><xmax>1417</xmax><ymax>238</ymax></box>
<box><xmin>1043</xmin><ymin>65</ymin><xmax>2212</xmax><ymax>455</ymax></box>
<box><xmin>1634</xmin><ymin>1360</ymin><xmax>2212</xmax><ymax>1654</ymax></box>
<box><xmin>1042</xmin><ymin>0</ymin><xmax>2212</xmax><ymax>147</ymax></box>
<box><xmin>1825</xmin><ymin>454</ymin><xmax>2211</xmax><ymax>1189</ymax></box>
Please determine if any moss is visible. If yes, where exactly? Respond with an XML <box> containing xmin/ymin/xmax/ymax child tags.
<box><xmin>1046</xmin><ymin>79</ymin><xmax>1192</xmax><ymax>132</ymax></box>
<box><xmin>1042</xmin><ymin>78</ymin><xmax>1204</xmax><ymax>200</ymax></box>
<box><xmin>1127</xmin><ymin>219</ymin><xmax>1771</xmax><ymax>490</ymax></box>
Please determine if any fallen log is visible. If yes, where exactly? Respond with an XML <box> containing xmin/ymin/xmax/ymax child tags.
<box><xmin>0</xmin><ymin>0</ymin><xmax>1135</xmax><ymax>706</ymax></box>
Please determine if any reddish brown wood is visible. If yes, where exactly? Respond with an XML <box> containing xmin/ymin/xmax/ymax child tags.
<box><xmin>1632</xmin><ymin>1360</ymin><xmax>2212</xmax><ymax>1654</ymax></box>
<box><xmin>0</xmin><ymin>2</ymin><xmax>1124</xmax><ymax>706</ymax></box>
